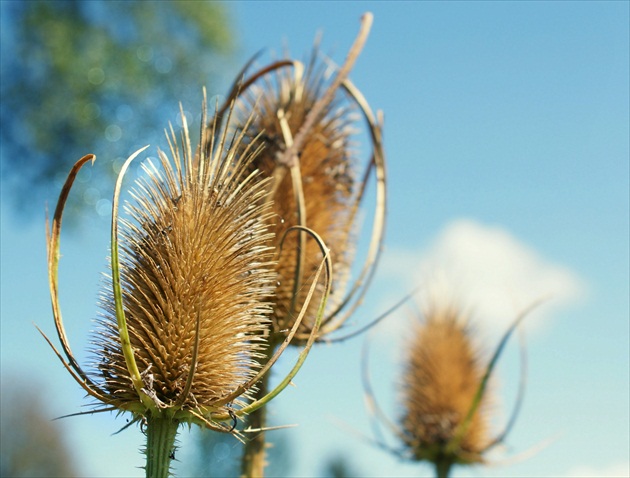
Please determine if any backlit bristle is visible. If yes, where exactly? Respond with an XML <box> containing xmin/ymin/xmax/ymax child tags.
<box><xmin>400</xmin><ymin>305</ymin><xmax>491</xmax><ymax>465</ymax></box>
<box><xmin>91</xmin><ymin>107</ymin><xmax>276</xmax><ymax>417</ymax></box>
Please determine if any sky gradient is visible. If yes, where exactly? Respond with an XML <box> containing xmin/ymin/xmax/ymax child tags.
<box><xmin>1</xmin><ymin>2</ymin><xmax>628</xmax><ymax>477</ymax></box>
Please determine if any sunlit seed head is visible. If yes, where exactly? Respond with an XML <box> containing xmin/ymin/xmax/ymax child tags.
<box><xmin>91</xmin><ymin>106</ymin><xmax>276</xmax><ymax>418</ymax></box>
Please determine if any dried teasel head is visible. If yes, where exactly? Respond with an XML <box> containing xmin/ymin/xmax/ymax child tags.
<box><xmin>361</xmin><ymin>296</ymin><xmax>537</xmax><ymax>478</ymax></box>
<box><xmin>234</xmin><ymin>53</ymin><xmax>357</xmax><ymax>340</ymax></box>
<box><xmin>40</xmin><ymin>96</ymin><xmax>330</xmax><ymax>440</ymax></box>
<box><xmin>400</xmin><ymin>304</ymin><xmax>492</xmax><ymax>468</ymax></box>
<box><xmin>90</xmin><ymin>108</ymin><xmax>278</xmax><ymax>424</ymax></box>
<box><xmin>211</xmin><ymin>14</ymin><xmax>385</xmax><ymax>345</ymax></box>
<box><xmin>391</xmin><ymin>299</ymin><xmax>538</xmax><ymax>476</ymax></box>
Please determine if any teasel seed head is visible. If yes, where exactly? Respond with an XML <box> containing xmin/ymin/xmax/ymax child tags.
<box><xmin>400</xmin><ymin>304</ymin><xmax>492</xmax><ymax>467</ymax></box>
<box><xmin>40</xmin><ymin>97</ymin><xmax>325</xmax><ymax>435</ymax></box>
<box><xmin>252</xmin><ymin>57</ymin><xmax>355</xmax><ymax>339</ymax></box>
<box><xmin>218</xmin><ymin>45</ymin><xmax>382</xmax><ymax>345</ymax></box>
<box><xmin>91</xmin><ymin>119</ymin><xmax>276</xmax><ymax>421</ymax></box>
<box><xmin>362</xmin><ymin>294</ymin><xmax>536</xmax><ymax>477</ymax></box>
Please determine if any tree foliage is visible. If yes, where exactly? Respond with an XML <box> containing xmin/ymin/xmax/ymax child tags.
<box><xmin>0</xmin><ymin>0</ymin><xmax>233</xmax><ymax>220</ymax></box>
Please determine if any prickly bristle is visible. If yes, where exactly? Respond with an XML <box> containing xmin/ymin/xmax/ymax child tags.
<box><xmin>91</xmin><ymin>112</ymin><xmax>276</xmax><ymax>415</ymax></box>
<box><xmin>234</xmin><ymin>52</ymin><xmax>358</xmax><ymax>341</ymax></box>
<box><xmin>400</xmin><ymin>305</ymin><xmax>491</xmax><ymax>463</ymax></box>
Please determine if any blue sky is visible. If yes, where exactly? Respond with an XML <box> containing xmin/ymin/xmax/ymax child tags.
<box><xmin>1</xmin><ymin>2</ymin><xmax>628</xmax><ymax>477</ymax></box>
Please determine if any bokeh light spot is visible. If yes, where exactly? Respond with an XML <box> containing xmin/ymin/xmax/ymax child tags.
<box><xmin>84</xmin><ymin>102</ymin><xmax>101</xmax><ymax>120</ymax></box>
<box><xmin>83</xmin><ymin>187</ymin><xmax>101</xmax><ymax>206</ymax></box>
<box><xmin>136</xmin><ymin>45</ymin><xmax>153</xmax><ymax>62</ymax></box>
<box><xmin>112</xmin><ymin>157</ymin><xmax>125</xmax><ymax>174</ymax></box>
<box><xmin>96</xmin><ymin>198</ymin><xmax>112</xmax><ymax>217</ymax></box>
<box><xmin>155</xmin><ymin>56</ymin><xmax>172</xmax><ymax>74</ymax></box>
<box><xmin>105</xmin><ymin>124</ymin><xmax>122</xmax><ymax>142</ymax></box>
<box><xmin>212</xmin><ymin>442</ymin><xmax>231</xmax><ymax>461</ymax></box>
<box><xmin>116</xmin><ymin>104</ymin><xmax>133</xmax><ymax>123</ymax></box>
<box><xmin>87</xmin><ymin>67</ymin><xmax>105</xmax><ymax>85</ymax></box>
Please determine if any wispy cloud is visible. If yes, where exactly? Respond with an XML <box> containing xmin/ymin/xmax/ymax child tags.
<box><xmin>378</xmin><ymin>218</ymin><xmax>587</xmax><ymax>336</ymax></box>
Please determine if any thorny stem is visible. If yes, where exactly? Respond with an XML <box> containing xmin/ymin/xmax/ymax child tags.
<box><xmin>145</xmin><ymin>413</ymin><xmax>179</xmax><ymax>478</ymax></box>
<box><xmin>240</xmin><ymin>343</ymin><xmax>275</xmax><ymax>478</ymax></box>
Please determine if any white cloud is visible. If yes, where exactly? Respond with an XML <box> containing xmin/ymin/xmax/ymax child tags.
<box><xmin>378</xmin><ymin>218</ymin><xmax>587</xmax><ymax>337</ymax></box>
<box><xmin>565</xmin><ymin>462</ymin><xmax>630</xmax><ymax>478</ymax></box>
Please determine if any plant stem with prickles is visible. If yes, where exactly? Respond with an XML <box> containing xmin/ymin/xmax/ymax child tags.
<box><xmin>241</xmin><ymin>343</ymin><xmax>273</xmax><ymax>478</ymax></box>
<box><xmin>145</xmin><ymin>413</ymin><xmax>179</xmax><ymax>478</ymax></box>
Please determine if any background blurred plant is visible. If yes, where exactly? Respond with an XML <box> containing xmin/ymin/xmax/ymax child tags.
<box><xmin>362</xmin><ymin>299</ymin><xmax>535</xmax><ymax>478</ymax></box>
<box><xmin>399</xmin><ymin>304</ymin><xmax>492</xmax><ymax>476</ymax></box>
<box><xmin>221</xmin><ymin>46</ymin><xmax>386</xmax><ymax>346</ymax></box>
<box><xmin>0</xmin><ymin>0</ymin><xmax>232</xmax><ymax>221</ymax></box>
<box><xmin>0</xmin><ymin>377</ymin><xmax>79</xmax><ymax>477</ymax></box>
<box><xmin>319</xmin><ymin>453</ymin><xmax>363</xmax><ymax>478</ymax></box>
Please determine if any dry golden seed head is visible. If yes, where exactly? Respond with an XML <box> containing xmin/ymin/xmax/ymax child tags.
<box><xmin>229</xmin><ymin>52</ymin><xmax>359</xmax><ymax>342</ymax></box>
<box><xmin>400</xmin><ymin>305</ymin><xmax>491</xmax><ymax>464</ymax></box>
<box><xmin>91</xmin><ymin>109</ymin><xmax>276</xmax><ymax>418</ymax></box>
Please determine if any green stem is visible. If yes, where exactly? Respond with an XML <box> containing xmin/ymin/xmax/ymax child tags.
<box><xmin>145</xmin><ymin>413</ymin><xmax>179</xmax><ymax>478</ymax></box>
<box><xmin>240</xmin><ymin>343</ymin><xmax>274</xmax><ymax>478</ymax></box>
<box><xmin>435</xmin><ymin>458</ymin><xmax>452</xmax><ymax>478</ymax></box>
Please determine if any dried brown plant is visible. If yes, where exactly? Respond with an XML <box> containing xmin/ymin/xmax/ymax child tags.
<box><xmin>362</xmin><ymin>299</ymin><xmax>537</xmax><ymax>478</ymax></box>
<box><xmin>40</xmin><ymin>98</ymin><xmax>331</xmax><ymax>477</ymax></box>
<box><xmin>400</xmin><ymin>305</ymin><xmax>491</xmax><ymax>470</ymax></box>
<box><xmin>91</xmin><ymin>107</ymin><xmax>276</xmax><ymax>420</ymax></box>
<box><xmin>210</xmin><ymin>13</ymin><xmax>385</xmax><ymax>347</ymax></box>
<box><xmin>229</xmin><ymin>53</ymin><xmax>358</xmax><ymax>341</ymax></box>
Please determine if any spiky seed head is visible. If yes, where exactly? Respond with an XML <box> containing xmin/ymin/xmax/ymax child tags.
<box><xmin>231</xmin><ymin>52</ymin><xmax>358</xmax><ymax>342</ymax></box>
<box><xmin>400</xmin><ymin>304</ymin><xmax>491</xmax><ymax>465</ymax></box>
<box><xmin>91</xmin><ymin>108</ymin><xmax>276</xmax><ymax>423</ymax></box>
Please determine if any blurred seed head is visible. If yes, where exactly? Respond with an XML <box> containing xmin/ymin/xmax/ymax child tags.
<box><xmin>400</xmin><ymin>303</ymin><xmax>492</xmax><ymax>466</ymax></box>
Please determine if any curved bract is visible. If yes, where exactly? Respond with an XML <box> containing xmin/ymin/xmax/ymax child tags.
<box><xmin>39</xmin><ymin>96</ymin><xmax>331</xmax><ymax>463</ymax></box>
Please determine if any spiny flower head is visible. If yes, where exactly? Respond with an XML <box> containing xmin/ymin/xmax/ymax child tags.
<box><xmin>362</xmin><ymin>295</ymin><xmax>535</xmax><ymax>477</ymax></box>
<box><xmin>91</xmin><ymin>113</ymin><xmax>276</xmax><ymax>421</ymax></box>
<box><xmin>41</xmin><ymin>100</ymin><xmax>305</xmax><ymax>433</ymax></box>
<box><xmin>221</xmin><ymin>49</ymin><xmax>377</xmax><ymax>344</ymax></box>
<box><xmin>400</xmin><ymin>304</ymin><xmax>491</xmax><ymax>466</ymax></box>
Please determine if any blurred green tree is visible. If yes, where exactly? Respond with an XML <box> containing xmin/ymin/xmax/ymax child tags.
<box><xmin>0</xmin><ymin>0</ymin><xmax>233</xmax><ymax>221</ymax></box>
